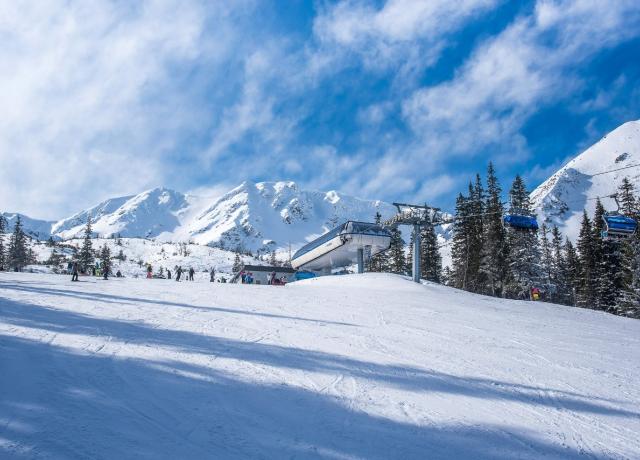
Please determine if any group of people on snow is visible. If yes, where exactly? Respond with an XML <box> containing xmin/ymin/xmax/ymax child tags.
<box><xmin>69</xmin><ymin>261</ymin><xmax>119</xmax><ymax>281</ymax></box>
<box><xmin>268</xmin><ymin>271</ymin><xmax>287</xmax><ymax>285</ymax></box>
<box><xmin>172</xmin><ymin>265</ymin><xmax>195</xmax><ymax>281</ymax></box>
<box><xmin>67</xmin><ymin>257</ymin><xmax>255</xmax><ymax>286</ymax></box>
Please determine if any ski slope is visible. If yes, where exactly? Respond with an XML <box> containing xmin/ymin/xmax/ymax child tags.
<box><xmin>1</xmin><ymin>272</ymin><xmax>639</xmax><ymax>459</ymax></box>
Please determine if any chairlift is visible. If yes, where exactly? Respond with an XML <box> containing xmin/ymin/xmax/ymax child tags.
<box><xmin>602</xmin><ymin>194</ymin><xmax>638</xmax><ymax>241</ymax></box>
<box><xmin>503</xmin><ymin>213</ymin><xmax>539</xmax><ymax>231</ymax></box>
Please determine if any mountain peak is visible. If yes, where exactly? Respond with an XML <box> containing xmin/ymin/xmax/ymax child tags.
<box><xmin>531</xmin><ymin>119</ymin><xmax>640</xmax><ymax>240</ymax></box>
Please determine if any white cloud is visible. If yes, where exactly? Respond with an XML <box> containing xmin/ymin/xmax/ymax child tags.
<box><xmin>314</xmin><ymin>0</ymin><xmax>499</xmax><ymax>65</ymax></box>
<box><xmin>0</xmin><ymin>1</ymin><xmax>249</xmax><ymax>219</ymax></box>
<box><xmin>402</xmin><ymin>0</ymin><xmax>640</xmax><ymax>161</ymax></box>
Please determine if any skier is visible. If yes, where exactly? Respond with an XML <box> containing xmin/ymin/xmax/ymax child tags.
<box><xmin>189</xmin><ymin>267</ymin><xmax>195</xmax><ymax>281</ymax></box>
<box><xmin>210</xmin><ymin>267</ymin><xmax>215</xmax><ymax>282</ymax></box>
<box><xmin>71</xmin><ymin>261</ymin><xmax>79</xmax><ymax>282</ymax></box>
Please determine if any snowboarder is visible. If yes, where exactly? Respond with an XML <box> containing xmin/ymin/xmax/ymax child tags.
<box><xmin>71</xmin><ymin>261</ymin><xmax>79</xmax><ymax>282</ymax></box>
<box><xmin>188</xmin><ymin>267</ymin><xmax>195</xmax><ymax>281</ymax></box>
<box><xmin>210</xmin><ymin>268</ymin><xmax>215</xmax><ymax>282</ymax></box>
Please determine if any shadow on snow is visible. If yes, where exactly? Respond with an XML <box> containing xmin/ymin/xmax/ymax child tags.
<box><xmin>0</xmin><ymin>284</ymin><xmax>637</xmax><ymax>459</ymax></box>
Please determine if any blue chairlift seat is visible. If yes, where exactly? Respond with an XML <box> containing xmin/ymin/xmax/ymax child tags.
<box><xmin>602</xmin><ymin>214</ymin><xmax>637</xmax><ymax>240</ymax></box>
<box><xmin>503</xmin><ymin>214</ymin><xmax>539</xmax><ymax>230</ymax></box>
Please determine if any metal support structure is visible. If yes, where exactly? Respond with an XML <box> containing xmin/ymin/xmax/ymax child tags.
<box><xmin>382</xmin><ymin>202</ymin><xmax>440</xmax><ymax>283</ymax></box>
<box><xmin>357</xmin><ymin>248</ymin><xmax>364</xmax><ymax>274</ymax></box>
<box><xmin>412</xmin><ymin>224</ymin><xmax>421</xmax><ymax>283</ymax></box>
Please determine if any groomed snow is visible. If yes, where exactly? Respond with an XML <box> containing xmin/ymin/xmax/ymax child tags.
<box><xmin>1</xmin><ymin>272</ymin><xmax>639</xmax><ymax>459</ymax></box>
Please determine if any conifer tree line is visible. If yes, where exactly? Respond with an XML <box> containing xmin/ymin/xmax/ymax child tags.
<box><xmin>448</xmin><ymin>164</ymin><xmax>640</xmax><ymax>318</ymax></box>
<box><xmin>0</xmin><ymin>215</ymin><xmax>36</xmax><ymax>272</ymax></box>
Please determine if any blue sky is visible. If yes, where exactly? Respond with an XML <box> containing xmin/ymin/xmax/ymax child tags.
<box><xmin>2</xmin><ymin>0</ymin><xmax>640</xmax><ymax>219</ymax></box>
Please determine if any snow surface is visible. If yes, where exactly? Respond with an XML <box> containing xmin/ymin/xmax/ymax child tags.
<box><xmin>531</xmin><ymin>120</ymin><xmax>640</xmax><ymax>240</ymax></box>
<box><xmin>27</xmin><ymin>237</ymin><xmax>262</xmax><ymax>279</ymax></box>
<box><xmin>1</xmin><ymin>272</ymin><xmax>639</xmax><ymax>459</ymax></box>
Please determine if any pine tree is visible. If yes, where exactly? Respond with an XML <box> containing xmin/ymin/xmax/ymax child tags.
<box><xmin>386</xmin><ymin>227</ymin><xmax>406</xmax><ymax>274</ymax></box>
<box><xmin>615</xmin><ymin>177</ymin><xmax>640</xmax><ymax>317</ymax></box>
<box><xmin>550</xmin><ymin>226</ymin><xmax>567</xmax><ymax>304</ymax></box>
<box><xmin>367</xmin><ymin>212</ymin><xmax>385</xmax><ymax>272</ymax></box>
<box><xmin>0</xmin><ymin>215</ymin><xmax>6</xmax><ymax>271</ymax></box>
<box><xmin>592</xmin><ymin>199</ymin><xmax>618</xmax><ymax>311</ymax></box>
<box><xmin>269</xmin><ymin>250</ymin><xmax>278</xmax><ymax>266</ymax></box>
<box><xmin>421</xmin><ymin>222</ymin><xmax>442</xmax><ymax>283</ymax></box>
<box><xmin>406</xmin><ymin>227</ymin><xmax>415</xmax><ymax>275</ymax></box>
<box><xmin>563</xmin><ymin>238</ymin><xmax>580</xmax><ymax>307</ymax></box>
<box><xmin>442</xmin><ymin>266</ymin><xmax>453</xmax><ymax>286</ymax></box>
<box><xmin>79</xmin><ymin>216</ymin><xmax>94</xmax><ymax>273</ymax></box>
<box><xmin>539</xmin><ymin>223</ymin><xmax>554</xmax><ymax>297</ymax></box>
<box><xmin>8</xmin><ymin>216</ymin><xmax>28</xmax><ymax>271</ymax></box>
<box><xmin>232</xmin><ymin>251</ymin><xmax>242</xmax><ymax>273</ymax></box>
<box><xmin>451</xmin><ymin>193</ymin><xmax>471</xmax><ymax>289</ymax></box>
<box><xmin>576</xmin><ymin>211</ymin><xmax>596</xmax><ymax>308</ymax></box>
<box><xmin>465</xmin><ymin>177</ymin><xmax>485</xmax><ymax>292</ymax></box>
<box><xmin>618</xmin><ymin>177</ymin><xmax>637</xmax><ymax>215</ymax></box>
<box><xmin>504</xmin><ymin>175</ymin><xmax>542</xmax><ymax>299</ymax></box>
<box><xmin>47</xmin><ymin>248</ymin><xmax>63</xmax><ymax>267</ymax></box>
<box><xmin>116</xmin><ymin>249</ymin><xmax>126</xmax><ymax>261</ymax></box>
<box><xmin>100</xmin><ymin>244</ymin><xmax>111</xmax><ymax>279</ymax></box>
<box><xmin>479</xmin><ymin>162</ymin><xmax>509</xmax><ymax>297</ymax></box>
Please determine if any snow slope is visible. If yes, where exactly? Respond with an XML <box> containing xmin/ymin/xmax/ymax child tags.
<box><xmin>27</xmin><ymin>237</ymin><xmax>262</xmax><ymax>279</ymax></box>
<box><xmin>531</xmin><ymin>120</ymin><xmax>640</xmax><ymax>240</ymax></box>
<box><xmin>1</xmin><ymin>272</ymin><xmax>638</xmax><ymax>459</ymax></box>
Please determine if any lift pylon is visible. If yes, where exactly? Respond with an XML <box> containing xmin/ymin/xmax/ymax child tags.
<box><xmin>383</xmin><ymin>203</ymin><xmax>442</xmax><ymax>283</ymax></box>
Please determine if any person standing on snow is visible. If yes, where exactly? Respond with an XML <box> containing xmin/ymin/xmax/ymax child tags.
<box><xmin>188</xmin><ymin>267</ymin><xmax>195</xmax><ymax>281</ymax></box>
<box><xmin>167</xmin><ymin>269</ymin><xmax>171</xmax><ymax>280</ymax></box>
<box><xmin>71</xmin><ymin>261</ymin><xmax>79</xmax><ymax>282</ymax></box>
<box><xmin>176</xmin><ymin>266</ymin><xmax>182</xmax><ymax>281</ymax></box>
<box><xmin>210</xmin><ymin>268</ymin><xmax>215</xmax><ymax>282</ymax></box>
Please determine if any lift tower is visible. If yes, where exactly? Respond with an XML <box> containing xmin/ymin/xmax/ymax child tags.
<box><xmin>383</xmin><ymin>203</ymin><xmax>442</xmax><ymax>283</ymax></box>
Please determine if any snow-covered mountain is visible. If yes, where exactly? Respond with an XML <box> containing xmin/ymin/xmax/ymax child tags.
<box><xmin>9</xmin><ymin>181</ymin><xmax>398</xmax><ymax>253</ymax></box>
<box><xmin>182</xmin><ymin>181</ymin><xmax>397</xmax><ymax>252</ymax></box>
<box><xmin>1</xmin><ymin>213</ymin><xmax>55</xmax><ymax>240</ymax></box>
<box><xmin>531</xmin><ymin>120</ymin><xmax>640</xmax><ymax>241</ymax></box>
<box><xmin>52</xmin><ymin>188</ymin><xmax>195</xmax><ymax>241</ymax></box>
